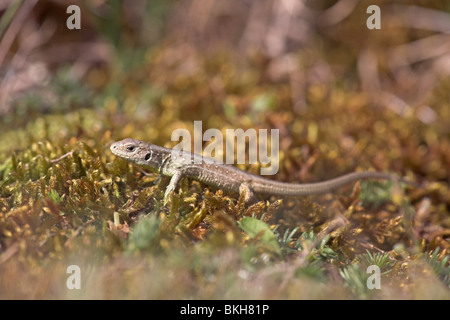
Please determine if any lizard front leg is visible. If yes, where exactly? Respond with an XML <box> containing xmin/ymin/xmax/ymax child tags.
<box><xmin>164</xmin><ymin>170</ymin><xmax>184</xmax><ymax>205</ymax></box>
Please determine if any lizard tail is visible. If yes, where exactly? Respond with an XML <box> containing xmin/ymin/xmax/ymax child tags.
<box><xmin>251</xmin><ymin>171</ymin><xmax>413</xmax><ymax>196</ymax></box>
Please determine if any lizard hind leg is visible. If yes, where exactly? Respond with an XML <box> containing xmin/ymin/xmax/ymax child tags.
<box><xmin>239</xmin><ymin>183</ymin><xmax>257</xmax><ymax>203</ymax></box>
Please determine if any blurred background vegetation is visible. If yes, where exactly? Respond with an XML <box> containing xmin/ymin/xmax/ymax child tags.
<box><xmin>0</xmin><ymin>0</ymin><xmax>449</xmax><ymax>299</ymax></box>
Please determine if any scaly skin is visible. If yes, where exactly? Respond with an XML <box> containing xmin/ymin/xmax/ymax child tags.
<box><xmin>110</xmin><ymin>138</ymin><xmax>412</xmax><ymax>202</ymax></box>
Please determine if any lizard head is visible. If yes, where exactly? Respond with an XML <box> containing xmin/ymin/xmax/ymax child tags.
<box><xmin>110</xmin><ymin>138</ymin><xmax>162</xmax><ymax>171</ymax></box>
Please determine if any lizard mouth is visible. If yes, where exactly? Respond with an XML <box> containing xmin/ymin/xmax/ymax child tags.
<box><xmin>110</xmin><ymin>139</ymin><xmax>141</xmax><ymax>160</ymax></box>
<box><xmin>110</xmin><ymin>142</ymin><xmax>119</xmax><ymax>153</ymax></box>
<box><xmin>110</xmin><ymin>142</ymin><xmax>127</xmax><ymax>157</ymax></box>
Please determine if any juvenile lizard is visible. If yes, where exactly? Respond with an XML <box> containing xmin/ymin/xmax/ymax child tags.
<box><xmin>110</xmin><ymin>138</ymin><xmax>413</xmax><ymax>203</ymax></box>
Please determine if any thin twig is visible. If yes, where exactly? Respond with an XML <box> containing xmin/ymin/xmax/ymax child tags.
<box><xmin>50</xmin><ymin>151</ymin><xmax>74</xmax><ymax>163</ymax></box>
<box><xmin>0</xmin><ymin>0</ymin><xmax>37</xmax><ymax>68</ymax></box>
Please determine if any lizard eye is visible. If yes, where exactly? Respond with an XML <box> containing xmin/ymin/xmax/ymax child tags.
<box><xmin>126</xmin><ymin>145</ymin><xmax>136</xmax><ymax>152</ymax></box>
<box><xmin>144</xmin><ymin>153</ymin><xmax>151</xmax><ymax>161</ymax></box>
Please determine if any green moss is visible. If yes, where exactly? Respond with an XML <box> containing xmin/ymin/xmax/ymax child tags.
<box><xmin>0</xmin><ymin>1</ymin><xmax>449</xmax><ymax>299</ymax></box>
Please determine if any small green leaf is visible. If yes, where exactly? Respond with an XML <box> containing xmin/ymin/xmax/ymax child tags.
<box><xmin>48</xmin><ymin>189</ymin><xmax>61</xmax><ymax>204</ymax></box>
<box><xmin>238</xmin><ymin>217</ymin><xmax>280</xmax><ymax>253</ymax></box>
<box><xmin>320</xmin><ymin>234</ymin><xmax>331</xmax><ymax>249</ymax></box>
